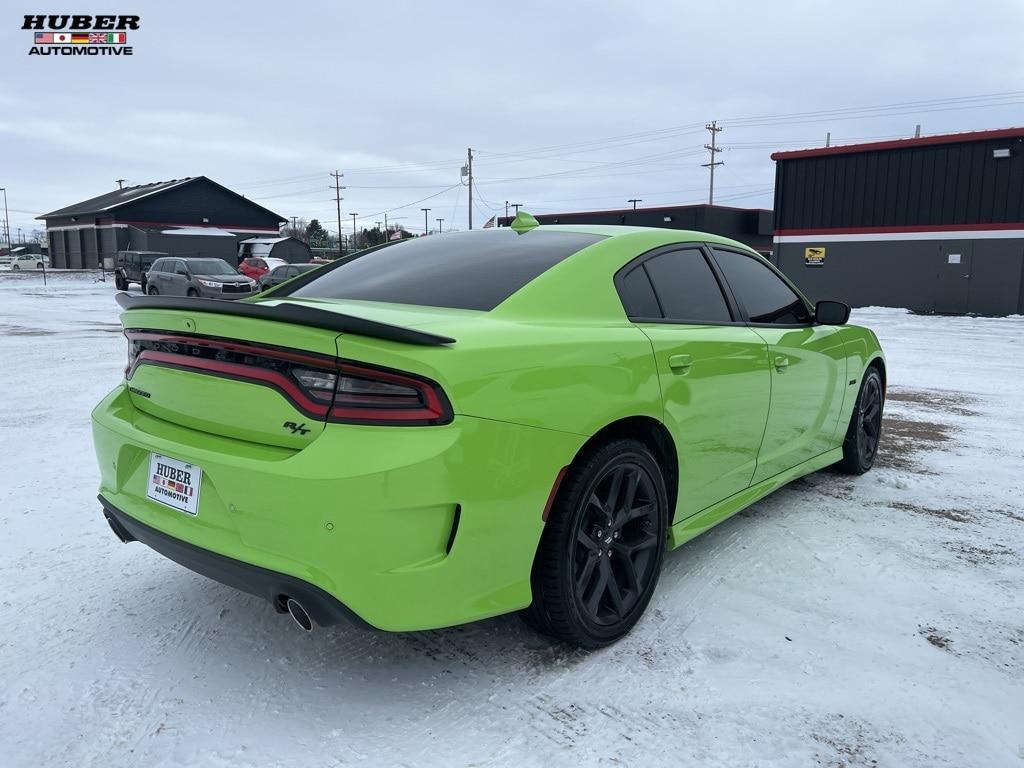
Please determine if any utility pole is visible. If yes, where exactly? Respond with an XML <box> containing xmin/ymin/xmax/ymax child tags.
<box><xmin>511</xmin><ymin>202</ymin><xmax>522</xmax><ymax>215</ymax></box>
<box><xmin>505</xmin><ymin>201</ymin><xmax>509</xmax><ymax>219</ymax></box>
<box><xmin>115</xmin><ymin>178</ymin><xmax>126</xmax><ymax>189</ymax></box>
<box><xmin>436</xmin><ymin>218</ymin><xmax>444</xmax><ymax>234</ymax></box>
<box><xmin>330</xmin><ymin>170</ymin><xmax>345</xmax><ymax>256</ymax></box>
<box><xmin>290</xmin><ymin>216</ymin><xmax>298</xmax><ymax>237</ymax></box>
<box><xmin>0</xmin><ymin>188</ymin><xmax>10</xmax><ymax>258</ymax></box>
<box><xmin>465</xmin><ymin>148</ymin><xmax>474</xmax><ymax>230</ymax></box>
<box><xmin>421</xmin><ymin>207</ymin><xmax>431</xmax><ymax>235</ymax></box>
<box><xmin>702</xmin><ymin>121</ymin><xmax>724</xmax><ymax>205</ymax></box>
<box><xmin>628</xmin><ymin>198</ymin><xmax>642</xmax><ymax>210</ymax></box>
<box><xmin>350</xmin><ymin>213</ymin><xmax>359</xmax><ymax>239</ymax></box>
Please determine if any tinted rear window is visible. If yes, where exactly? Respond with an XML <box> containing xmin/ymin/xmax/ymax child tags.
<box><xmin>288</xmin><ymin>229</ymin><xmax>605</xmax><ymax>311</ymax></box>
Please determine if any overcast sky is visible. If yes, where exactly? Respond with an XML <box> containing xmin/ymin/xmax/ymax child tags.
<box><xmin>2</xmin><ymin>1</ymin><xmax>1023</xmax><ymax>239</ymax></box>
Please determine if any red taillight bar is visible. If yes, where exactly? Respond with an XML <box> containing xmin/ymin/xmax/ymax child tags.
<box><xmin>124</xmin><ymin>330</ymin><xmax>453</xmax><ymax>426</ymax></box>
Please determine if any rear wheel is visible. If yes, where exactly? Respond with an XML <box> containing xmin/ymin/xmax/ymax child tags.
<box><xmin>11</xmin><ymin>264</ymin><xmax>19</xmax><ymax>271</ymax></box>
<box><xmin>524</xmin><ymin>438</ymin><xmax>668</xmax><ymax>648</ymax></box>
<box><xmin>186</xmin><ymin>288</ymin><xmax>199</xmax><ymax>297</ymax></box>
<box><xmin>114</xmin><ymin>273</ymin><xmax>127</xmax><ymax>290</ymax></box>
<box><xmin>837</xmin><ymin>367</ymin><xmax>884</xmax><ymax>474</ymax></box>
<box><xmin>147</xmin><ymin>285</ymin><xmax>159</xmax><ymax>295</ymax></box>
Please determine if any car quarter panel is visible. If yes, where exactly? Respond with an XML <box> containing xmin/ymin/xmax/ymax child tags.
<box><xmin>334</xmin><ymin>321</ymin><xmax>663</xmax><ymax>437</ymax></box>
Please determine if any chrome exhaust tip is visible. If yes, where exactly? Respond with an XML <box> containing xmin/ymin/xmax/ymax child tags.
<box><xmin>285</xmin><ymin>597</ymin><xmax>313</xmax><ymax>632</ymax></box>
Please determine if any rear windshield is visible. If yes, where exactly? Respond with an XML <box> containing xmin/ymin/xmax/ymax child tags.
<box><xmin>288</xmin><ymin>229</ymin><xmax>605</xmax><ymax>311</ymax></box>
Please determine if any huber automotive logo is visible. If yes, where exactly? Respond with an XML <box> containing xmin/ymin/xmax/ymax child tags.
<box><xmin>22</xmin><ymin>14</ymin><xmax>139</xmax><ymax>56</ymax></box>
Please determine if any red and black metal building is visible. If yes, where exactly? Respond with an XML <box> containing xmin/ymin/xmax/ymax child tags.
<box><xmin>771</xmin><ymin>127</ymin><xmax>1024</xmax><ymax>315</ymax></box>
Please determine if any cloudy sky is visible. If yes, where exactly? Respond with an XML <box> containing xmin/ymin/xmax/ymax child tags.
<box><xmin>1</xmin><ymin>1</ymin><xmax>1022</xmax><ymax>239</ymax></box>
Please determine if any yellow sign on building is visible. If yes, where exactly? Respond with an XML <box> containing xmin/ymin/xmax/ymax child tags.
<box><xmin>804</xmin><ymin>247</ymin><xmax>826</xmax><ymax>267</ymax></box>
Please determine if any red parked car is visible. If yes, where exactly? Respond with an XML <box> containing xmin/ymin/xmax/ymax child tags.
<box><xmin>238</xmin><ymin>256</ymin><xmax>287</xmax><ymax>281</ymax></box>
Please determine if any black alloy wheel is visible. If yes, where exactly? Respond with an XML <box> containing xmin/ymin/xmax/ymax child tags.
<box><xmin>572</xmin><ymin>462</ymin><xmax>661</xmax><ymax>627</ymax></box>
<box><xmin>524</xmin><ymin>438</ymin><xmax>668</xmax><ymax>648</ymax></box>
<box><xmin>838</xmin><ymin>367</ymin><xmax>884</xmax><ymax>474</ymax></box>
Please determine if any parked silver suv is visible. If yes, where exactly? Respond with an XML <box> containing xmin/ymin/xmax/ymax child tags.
<box><xmin>145</xmin><ymin>257</ymin><xmax>257</xmax><ymax>299</ymax></box>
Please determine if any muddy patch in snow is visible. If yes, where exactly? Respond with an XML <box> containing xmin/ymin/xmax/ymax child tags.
<box><xmin>888</xmin><ymin>501</ymin><xmax>974</xmax><ymax>524</ymax></box>
<box><xmin>0</xmin><ymin>323</ymin><xmax>56</xmax><ymax>336</ymax></box>
<box><xmin>886</xmin><ymin>387</ymin><xmax>979</xmax><ymax>417</ymax></box>
<box><xmin>946</xmin><ymin>541</ymin><xmax>1016</xmax><ymax>566</ymax></box>
<box><xmin>810</xmin><ymin>713</ymin><xmax>898</xmax><ymax>767</ymax></box>
<box><xmin>919</xmin><ymin>625</ymin><xmax>955</xmax><ymax>652</ymax></box>
<box><xmin>873</xmin><ymin>415</ymin><xmax>951</xmax><ymax>472</ymax></box>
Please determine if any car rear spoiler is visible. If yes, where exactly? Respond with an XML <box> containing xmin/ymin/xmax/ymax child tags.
<box><xmin>114</xmin><ymin>293</ymin><xmax>456</xmax><ymax>346</ymax></box>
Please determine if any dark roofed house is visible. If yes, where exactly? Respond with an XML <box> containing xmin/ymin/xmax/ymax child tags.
<box><xmin>38</xmin><ymin>176</ymin><xmax>285</xmax><ymax>269</ymax></box>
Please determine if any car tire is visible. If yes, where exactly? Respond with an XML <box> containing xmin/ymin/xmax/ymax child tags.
<box><xmin>524</xmin><ymin>438</ymin><xmax>668</xmax><ymax>648</ymax></box>
<box><xmin>35</xmin><ymin>262</ymin><xmax>43</xmax><ymax>269</ymax></box>
<box><xmin>837</xmin><ymin>366</ymin><xmax>884</xmax><ymax>474</ymax></box>
<box><xmin>114</xmin><ymin>273</ymin><xmax>127</xmax><ymax>290</ymax></box>
<box><xmin>140</xmin><ymin>279</ymin><xmax>147</xmax><ymax>293</ymax></box>
<box><xmin>186</xmin><ymin>288</ymin><xmax>199</xmax><ymax>297</ymax></box>
<box><xmin>147</xmin><ymin>285</ymin><xmax>159</xmax><ymax>295</ymax></box>
<box><xmin>11</xmin><ymin>264</ymin><xmax>19</xmax><ymax>271</ymax></box>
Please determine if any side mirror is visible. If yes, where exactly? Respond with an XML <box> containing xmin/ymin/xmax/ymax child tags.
<box><xmin>815</xmin><ymin>300</ymin><xmax>850</xmax><ymax>325</ymax></box>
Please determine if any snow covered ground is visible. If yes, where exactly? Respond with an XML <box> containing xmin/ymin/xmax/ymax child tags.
<box><xmin>1</xmin><ymin>272</ymin><xmax>1021</xmax><ymax>768</ymax></box>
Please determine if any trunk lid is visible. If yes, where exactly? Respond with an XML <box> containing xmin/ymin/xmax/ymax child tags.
<box><xmin>120</xmin><ymin>306</ymin><xmax>343</xmax><ymax>449</ymax></box>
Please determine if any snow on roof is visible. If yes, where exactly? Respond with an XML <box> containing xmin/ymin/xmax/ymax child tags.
<box><xmin>161</xmin><ymin>227</ymin><xmax>238</xmax><ymax>237</ymax></box>
<box><xmin>240</xmin><ymin>237</ymin><xmax>290</xmax><ymax>244</ymax></box>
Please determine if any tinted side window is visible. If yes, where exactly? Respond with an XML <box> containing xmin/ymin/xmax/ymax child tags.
<box><xmin>712</xmin><ymin>249</ymin><xmax>811</xmax><ymax>324</ymax></box>
<box><xmin>617</xmin><ymin>265</ymin><xmax>661</xmax><ymax>318</ymax></box>
<box><xmin>642</xmin><ymin>249</ymin><xmax>732</xmax><ymax>323</ymax></box>
<box><xmin>290</xmin><ymin>229</ymin><xmax>606</xmax><ymax>311</ymax></box>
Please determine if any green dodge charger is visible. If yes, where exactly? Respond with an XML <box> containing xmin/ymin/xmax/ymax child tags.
<box><xmin>93</xmin><ymin>215</ymin><xmax>885</xmax><ymax>648</ymax></box>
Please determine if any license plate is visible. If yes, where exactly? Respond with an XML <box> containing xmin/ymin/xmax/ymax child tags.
<box><xmin>146</xmin><ymin>453</ymin><xmax>202</xmax><ymax>516</ymax></box>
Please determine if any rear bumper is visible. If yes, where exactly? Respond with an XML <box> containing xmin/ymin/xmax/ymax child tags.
<box><xmin>100</xmin><ymin>495</ymin><xmax>367</xmax><ymax>627</ymax></box>
<box><xmin>92</xmin><ymin>385</ymin><xmax>583</xmax><ymax>631</ymax></box>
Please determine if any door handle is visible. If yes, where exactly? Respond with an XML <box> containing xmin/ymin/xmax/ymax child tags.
<box><xmin>668</xmin><ymin>354</ymin><xmax>693</xmax><ymax>374</ymax></box>
<box><xmin>774</xmin><ymin>355</ymin><xmax>790</xmax><ymax>372</ymax></box>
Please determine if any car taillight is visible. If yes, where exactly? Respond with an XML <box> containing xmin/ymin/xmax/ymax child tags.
<box><xmin>127</xmin><ymin>337</ymin><xmax>140</xmax><ymax>375</ymax></box>
<box><xmin>291</xmin><ymin>368</ymin><xmax>337</xmax><ymax>403</ymax></box>
<box><xmin>290</xmin><ymin>364</ymin><xmax>449</xmax><ymax>423</ymax></box>
<box><xmin>124</xmin><ymin>331</ymin><xmax>453</xmax><ymax>426</ymax></box>
<box><xmin>328</xmin><ymin>362</ymin><xmax>451</xmax><ymax>425</ymax></box>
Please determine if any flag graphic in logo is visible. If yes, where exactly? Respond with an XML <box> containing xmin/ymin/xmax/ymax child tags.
<box><xmin>34</xmin><ymin>32</ymin><xmax>54</xmax><ymax>43</ymax></box>
<box><xmin>53</xmin><ymin>33</ymin><xmax>72</xmax><ymax>44</ymax></box>
<box><xmin>71</xmin><ymin>34</ymin><xmax>91</xmax><ymax>44</ymax></box>
<box><xmin>89</xmin><ymin>32</ymin><xmax>127</xmax><ymax>44</ymax></box>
